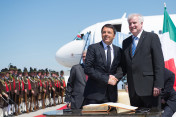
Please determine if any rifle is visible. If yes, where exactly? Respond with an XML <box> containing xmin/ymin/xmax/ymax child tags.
<box><xmin>18</xmin><ymin>95</ymin><xmax>21</xmax><ymax>114</ymax></box>
<box><xmin>29</xmin><ymin>92</ymin><xmax>32</xmax><ymax>112</ymax></box>
<box><xmin>33</xmin><ymin>92</ymin><xmax>36</xmax><ymax>111</ymax></box>
<box><xmin>48</xmin><ymin>82</ymin><xmax>52</xmax><ymax>106</ymax></box>
<box><xmin>8</xmin><ymin>97</ymin><xmax>17</xmax><ymax>105</ymax></box>
<box><xmin>36</xmin><ymin>95</ymin><xmax>39</xmax><ymax>110</ymax></box>
<box><xmin>53</xmin><ymin>89</ymin><xmax>56</xmax><ymax>106</ymax></box>
<box><xmin>14</xmin><ymin>92</ymin><xmax>18</xmax><ymax>115</ymax></box>
<box><xmin>60</xmin><ymin>86</ymin><xmax>65</xmax><ymax>104</ymax></box>
<box><xmin>29</xmin><ymin>90</ymin><xmax>36</xmax><ymax>112</ymax></box>
<box><xmin>24</xmin><ymin>90</ymin><xmax>29</xmax><ymax>113</ymax></box>
<box><xmin>1</xmin><ymin>96</ymin><xmax>9</xmax><ymax>104</ymax></box>
<box><xmin>42</xmin><ymin>92</ymin><xmax>45</xmax><ymax>109</ymax></box>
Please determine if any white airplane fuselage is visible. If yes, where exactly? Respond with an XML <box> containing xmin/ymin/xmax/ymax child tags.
<box><xmin>55</xmin><ymin>13</ymin><xmax>176</xmax><ymax>68</ymax></box>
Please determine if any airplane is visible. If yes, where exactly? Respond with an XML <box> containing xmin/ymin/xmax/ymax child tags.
<box><xmin>55</xmin><ymin>13</ymin><xmax>176</xmax><ymax>68</ymax></box>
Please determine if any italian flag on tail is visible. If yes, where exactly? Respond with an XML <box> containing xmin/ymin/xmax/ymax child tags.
<box><xmin>160</xmin><ymin>5</ymin><xmax>176</xmax><ymax>91</ymax></box>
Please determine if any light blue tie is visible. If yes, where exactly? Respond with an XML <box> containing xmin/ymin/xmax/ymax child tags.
<box><xmin>132</xmin><ymin>36</ymin><xmax>138</xmax><ymax>57</ymax></box>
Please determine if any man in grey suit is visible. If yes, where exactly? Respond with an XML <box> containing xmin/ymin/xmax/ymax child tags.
<box><xmin>84</xmin><ymin>24</ymin><xmax>123</xmax><ymax>104</ymax></box>
<box><xmin>65</xmin><ymin>51</ymin><xmax>87</xmax><ymax>109</ymax></box>
<box><xmin>122</xmin><ymin>14</ymin><xmax>165</xmax><ymax>109</ymax></box>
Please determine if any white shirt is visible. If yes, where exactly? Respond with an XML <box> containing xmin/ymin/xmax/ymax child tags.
<box><xmin>102</xmin><ymin>41</ymin><xmax>114</xmax><ymax>66</ymax></box>
<box><xmin>132</xmin><ymin>30</ymin><xmax>143</xmax><ymax>46</ymax></box>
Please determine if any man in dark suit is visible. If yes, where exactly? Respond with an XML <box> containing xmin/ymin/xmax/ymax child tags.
<box><xmin>84</xmin><ymin>24</ymin><xmax>123</xmax><ymax>104</ymax></box>
<box><xmin>65</xmin><ymin>51</ymin><xmax>87</xmax><ymax>109</ymax></box>
<box><xmin>122</xmin><ymin>14</ymin><xmax>164</xmax><ymax>109</ymax></box>
<box><xmin>161</xmin><ymin>68</ymin><xmax>176</xmax><ymax>117</ymax></box>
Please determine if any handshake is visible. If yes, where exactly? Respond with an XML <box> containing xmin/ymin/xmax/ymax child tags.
<box><xmin>108</xmin><ymin>75</ymin><xmax>118</xmax><ymax>86</ymax></box>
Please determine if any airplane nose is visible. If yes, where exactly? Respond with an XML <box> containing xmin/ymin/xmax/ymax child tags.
<box><xmin>55</xmin><ymin>40</ymin><xmax>85</xmax><ymax>67</ymax></box>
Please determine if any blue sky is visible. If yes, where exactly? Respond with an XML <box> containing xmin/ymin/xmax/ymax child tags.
<box><xmin>0</xmin><ymin>0</ymin><xmax>176</xmax><ymax>72</ymax></box>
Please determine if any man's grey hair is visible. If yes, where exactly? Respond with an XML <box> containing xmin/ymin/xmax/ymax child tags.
<box><xmin>82</xmin><ymin>50</ymin><xmax>87</xmax><ymax>54</ymax></box>
<box><xmin>127</xmin><ymin>13</ymin><xmax>144</xmax><ymax>23</ymax></box>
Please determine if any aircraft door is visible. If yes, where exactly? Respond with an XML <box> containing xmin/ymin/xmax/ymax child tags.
<box><xmin>79</xmin><ymin>32</ymin><xmax>91</xmax><ymax>64</ymax></box>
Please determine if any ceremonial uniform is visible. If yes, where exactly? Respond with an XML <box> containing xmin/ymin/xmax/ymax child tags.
<box><xmin>59</xmin><ymin>74</ymin><xmax>66</xmax><ymax>104</ymax></box>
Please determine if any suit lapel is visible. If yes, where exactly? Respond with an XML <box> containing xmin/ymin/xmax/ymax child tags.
<box><xmin>99</xmin><ymin>42</ymin><xmax>107</xmax><ymax>68</ymax></box>
<box><xmin>126</xmin><ymin>36</ymin><xmax>133</xmax><ymax>59</ymax></box>
<box><xmin>133</xmin><ymin>31</ymin><xmax>146</xmax><ymax>57</ymax></box>
<box><xmin>111</xmin><ymin>45</ymin><xmax>117</xmax><ymax>68</ymax></box>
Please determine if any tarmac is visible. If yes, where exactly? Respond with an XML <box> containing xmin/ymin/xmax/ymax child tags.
<box><xmin>15</xmin><ymin>103</ymin><xmax>67</xmax><ymax>117</ymax></box>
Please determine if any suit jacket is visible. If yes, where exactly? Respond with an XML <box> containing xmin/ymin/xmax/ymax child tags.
<box><xmin>162</xmin><ymin>68</ymin><xmax>176</xmax><ymax>112</ymax></box>
<box><xmin>65</xmin><ymin>64</ymin><xmax>86</xmax><ymax>109</ymax></box>
<box><xmin>84</xmin><ymin>41</ymin><xmax>123</xmax><ymax>102</ymax></box>
<box><xmin>122</xmin><ymin>31</ymin><xmax>164</xmax><ymax>97</ymax></box>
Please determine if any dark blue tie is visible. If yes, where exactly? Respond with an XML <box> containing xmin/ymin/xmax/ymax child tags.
<box><xmin>107</xmin><ymin>45</ymin><xmax>111</xmax><ymax>71</ymax></box>
<box><xmin>132</xmin><ymin>36</ymin><xmax>138</xmax><ymax>57</ymax></box>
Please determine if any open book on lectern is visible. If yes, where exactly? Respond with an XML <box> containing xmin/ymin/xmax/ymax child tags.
<box><xmin>82</xmin><ymin>102</ymin><xmax>138</xmax><ymax>113</ymax></box>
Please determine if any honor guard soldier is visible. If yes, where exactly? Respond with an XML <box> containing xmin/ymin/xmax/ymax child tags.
<box><xmin>28</xmin><ymin>67</ymin><xmax>37</xmax><ymax>111</ymax></box>
<box><xmin>53</xmin><ymin>72</ymin><xmax>59</xmax><ymax>105</ymax></box>
<box><xmin>9</xmin><ymin>65</ymin><xmax>18</xmax><ymax>115</ymax></box>
<box><xmin>33</xmin><ymin>68</ymin><xmax>39</xmax><ymax>110</ymax></box>
<box><xmin>45</xmin><ymin>69</ymin><xmax>50</xmax><ymax>107</ymax></box>
<box><xmin>13</xmin><ymin>66</ymin><xmax>21</xmax><ymax>115</ymax></box>
<box><xmin>59</xmin><ymin>70</ymin><xmax>66</xmax><ymax>104</ymax></box>
<box><xmin>40</xmin><ymin>70</ymin><xmax>47</xmax><ymax>109</ymax></box>
<box><xmin>50</xmin><ymin>71</ymin><xmax>56</xmax><ymax>106</ymax></box>
<box><xmin>13</xmin><ymin>67</ymin><xmax>21</xmax><ymax>115</ymax></box>
<box><xmin>36</xmin><ymin>70</ymin><xmax>42</xmax><ymax>109</ymax></box>
<box><xmin>0</xmin><ymin>71</ymin><xmax>3</xmax><ymax>116</ymax></box>
<box><xmin>48</xmin><ymin>71</ymin><xmax>53</xmax><ymax>107</ymax></box>
<box><xmin>0</xmin><ymin>69</ymin><xmax>10</xmax><ymax>116</ymax></box>
<box><xmin>56</xmin><ymin>72</ymin><xmax>61</xmax><ymax>105</ymax></box>
<box><xmin>22</xmin><ymin>67</ymin><xmax>29</xmax><ymax>113</ymax></box>
<box><xmin>17</xmin><ymin>69</ymin><xmax>23</xmax><ymax>114</ymax></box>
